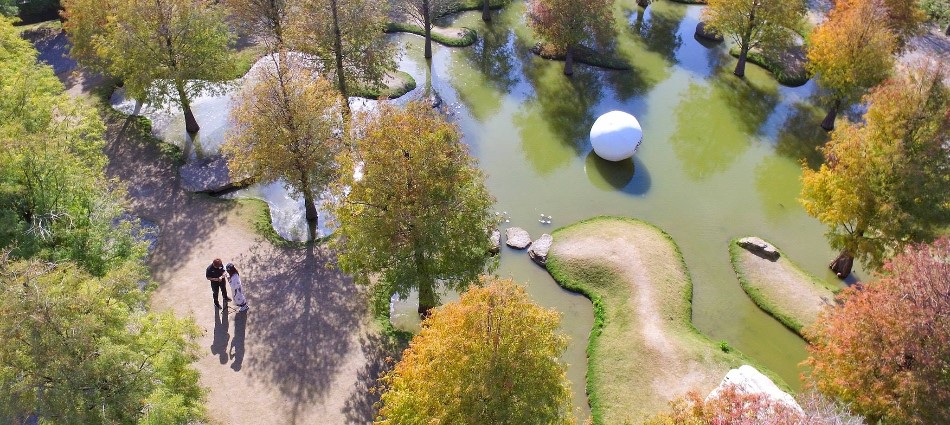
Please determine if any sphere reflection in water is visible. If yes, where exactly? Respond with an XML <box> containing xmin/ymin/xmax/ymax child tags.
<box><xmin>584</xmin><ymin>151</ymin><xmax>652</xmax><ymax>197</ymax></box>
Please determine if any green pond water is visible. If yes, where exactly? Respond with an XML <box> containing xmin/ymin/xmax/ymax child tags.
<box><xmin>389</xmin><ymin>0</ymin><xmax>865</xmax><ymax>421</ymax></box>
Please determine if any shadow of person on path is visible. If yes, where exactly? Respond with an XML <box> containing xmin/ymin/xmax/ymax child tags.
<box><xmin>238</xmin><ymin>243</ymin><xmax>369</xmax><ymax>422</ymax></box>
<box><xmin>211</xmin><ymin>306</ymin><xmax>230</xmax><ymax>365</ymax></box>
<box><xmin>230</xmin><ymin>309</ymin><xmax>247</xmax><ymax>371</ymax></box>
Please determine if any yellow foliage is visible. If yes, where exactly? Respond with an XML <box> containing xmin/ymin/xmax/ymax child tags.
<box><xmin>376</xmin><ymin>277</ymin><xmax>574</xmax><ymax>424</ymax></box>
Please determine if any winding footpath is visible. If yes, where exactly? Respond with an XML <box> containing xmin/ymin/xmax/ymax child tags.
<box><xmin>100</xmin><ymin>111</ymin><xmax>384</xmax><ymax>424</ymax></box>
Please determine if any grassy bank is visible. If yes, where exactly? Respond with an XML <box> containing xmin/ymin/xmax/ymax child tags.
<box><xmin>729</xmin><ymin>46</ymin><xmax>810</xmax><ymax>87</ymax></box>
<box><xmin>385</xmin><ymin>23</ymin><xmax>477</xmax><ymax>47</ymax></box>
<box><xmin>531</xmin><ymin>43</ymin><xmax>631</xmax><ymax>71</ymax></box>
<box><xmin>729</xmin><ymin>238</ymin><xmax>840</xmax><ymax>338</ymax></box>
<box><xmin>356</xmin><ymin>70</ymin><xmax>417</xmax><ymax>100</ymax></box>
<box><xmin>547</xmin><ymin>217</ymin><xmax>787</xmax><ymax>424</ymax></box>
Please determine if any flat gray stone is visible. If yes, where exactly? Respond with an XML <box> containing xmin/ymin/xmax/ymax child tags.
<box><xmin>528</xmin><ymin>234</ymin><xmax>553</xmax><ymax>266</ymax></box>
<box><xmin>505</xmin><ymin>227</ymin><xmax>532</xmax><ymax>250</ymax></box>
<box><xmin>179</xmin><ymin>155</ymin><xmax>253</xmax><ymax>193</ymax></box>
<box><xmin>738</xmin><ymin>236</ymin><xmax>780</xmax><ymax>261</ymax></box>
<box><xmin>489</xmin><ymin>230</ymin><xmax>501</xmax><ymax>255</ymax></box>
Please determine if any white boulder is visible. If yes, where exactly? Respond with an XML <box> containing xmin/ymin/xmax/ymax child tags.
<box><xmin>707</xmin><ymin>365</ymin><xmax>802</xmax><ymax>412</ymax></box>
<box><xmin>528</xmin><ymin>234</ymin><xmax>553</xmax><ymax>266</ymax></box>
<box><xmin>505</xmin><ymin>227</ymin><xmax>532</xmax><ymax>250</ymax></box>
<box><xmin>590</xmin><ymin>110</ymin><xmax>643</xmax><ymax>161</ymax></box>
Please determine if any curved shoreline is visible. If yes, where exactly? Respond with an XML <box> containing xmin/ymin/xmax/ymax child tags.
<box><xmin>546</xmin><ymin>216</ymin><xmax>788</xmax><ymax>424</ymax></box>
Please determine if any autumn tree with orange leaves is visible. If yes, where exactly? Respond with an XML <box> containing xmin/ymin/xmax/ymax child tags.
<box><xmin>835</xmin><ymin>0</ymin><xmax>925</xmax><ymax>44</ymax></box>
<box><xmin>799</xmin><ymin>61</ymin><xmax>950</xmax><ymax>277</ymax></box>
<box><xmin>807</xmin><ymin>0</ymin><xmax>897</xmax><ymax>130</ymax></box>
<box><xmin>645</xmin><ymin>386</ymin><xmax>866</xmax><ymax>425</ymax></box>
<box><xmin>375</xmin><ymin>278</ymin><xmax>574</xmax><ymax>424</ymax></box>
<box><xmin>805</xmin><ymin>237</ymin><xmax>950</xmax><ymax>424</ymax></box>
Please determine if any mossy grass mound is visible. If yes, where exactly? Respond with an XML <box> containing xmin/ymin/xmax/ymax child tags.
<box><xmin>354</xmin><ymin>70</ymin><xmax>417</xmax><ymax>100</ymax></box>
<box><xmin>385</xmin><ymin>23</ymin><xmax>477</xmax><ymax>47</ymax></box>
<box><xmin>531</xmin><ymin>43</ymin><xmax>631</xmax><ymax>70</ymax></box>
<box><xmin>547</xmin><ymin>216</ymin><xmax>787</xmax><ymax>424</ymax></box>
<box><xmin>729</xmin><ymin>238</ymin><xmax>841</xmax><ymax>339</ymax></box>
<box><xmin>729</xmin><ymin>46</ymin><xmax>810</xmax><ymax>87</ymax></box>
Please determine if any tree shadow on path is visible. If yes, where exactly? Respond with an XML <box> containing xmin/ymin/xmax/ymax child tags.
<box><xmin>238</xmin><ymin>244</ymin><xmax>369</xmax><ymax>423</ymax></box>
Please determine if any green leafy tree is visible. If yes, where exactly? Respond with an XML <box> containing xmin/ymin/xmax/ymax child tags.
<box><xmin>807</xmin><ymin>0</ymin><xmax>897</xmax><ymax>130</ymax></box>
<box><xmin>331</xmin><ymin>101</ymin><xmax>495</xmax><ymax>314</ymax></box>
<box><xmin>1</xmin><ymin>18</ymin><xmax>143</xmax><ymax>276</ymax></box>
<box><xmin>376</xmin><ymin>278</ymin><xmax>574</xmax><ymax>424</ymax></box>
<box><xmin>0</xmin><ymin>257</ymin><xmax>205</xmax><ymax>424</ymax></box>
<box><xmin>394</xmin><ymin>0</ymin><xmax>458</xmax><ymax>59</ymax></box>
<box><xmin>0</xmin><ymin>0</ymin><xmax>17</xmax><ymax>17</ymax></box>
<box><xmin>799</xmin><ymin>62</ymin><xmax>950</xmax><ymax>277</ymax></box>
<box><xmin>223</xmin><ymin>53</ymin><xmax>346</xmax><ymax>241</ymax></box>
<box><xmin>702</xmin><ymin>0</ymin><xmax>805</xmax><ymax>77</ymax></box>
<box><xmin>805</xmin><ymin>237</ymin><xmax>950</xmax><ymax>424</ymax></box>
<box><xmin>62</xmin><ymin>0</ymin><xmax>234</xmax><ymax>133</ymax></box>
<box><xmin>526</xmin><ymin>0</ymin><xmax>614</xmax><ymax>75</ymax></box>
<box><xmin>223</xmin><ymin>0</ymin><xmax>288</xmax><ymax>49</ymax></box>
<box><xmin>919</xmin><ymin>0</ymin><xmax>950</xmax><ymax>35</ymax></box>
<box><xmin>289</xmin><ymin>0</ymin><xmax>393</xmax><ymax>106</ymax></box>
<box><xmin>60</xmin><ymin>0</ymin><xmax>112</xmax><ymax>67</ymax></box>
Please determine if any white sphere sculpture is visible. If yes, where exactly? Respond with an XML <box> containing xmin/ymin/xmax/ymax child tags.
<box><xmin>590</xmin><ymin>111</ymin><xmax>643</xmax><ymax>162</ymax></box>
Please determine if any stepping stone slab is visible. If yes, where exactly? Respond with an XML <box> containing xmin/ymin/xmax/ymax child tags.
<box><xmin>180</xmin><ymin>155</ymin><xmax>252</xmax><ymax>193</ymax></box>
<box><xmin>737</xmin><ymin>236</ymin><xmax>780</xmax><ymax>261</ymax></box>
<box><xmin>489</xmin><ymin>230</ymin><xmax>501</xmax><ymax>254</ymax></box>
<box><xmin>505</xmin><ymin>227</ymin><xmax>532</xmax><ymax>249</ymax></box>
<box><xmin>528</xmin><ymin>234</ymin><xmax>553</xmax><ymax>266</ymax></box>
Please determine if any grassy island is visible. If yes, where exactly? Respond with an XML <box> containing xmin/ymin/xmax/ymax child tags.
<box><xmin>546</xmin><ymin>217</ymin><xmax>787</xmax><ymax>424</ymax></box>
<box><xmin>729</xmin><ymin>238</ymin><xmax>841</xmax><ymax>338</ymax></box>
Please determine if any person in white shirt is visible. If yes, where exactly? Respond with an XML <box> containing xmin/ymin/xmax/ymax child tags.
<box><xmin>225</xmin><ymin>263</ymin><xmax>249</xmax><ymax>312</ymax></box>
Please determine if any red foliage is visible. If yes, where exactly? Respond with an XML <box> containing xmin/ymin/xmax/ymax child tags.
<box><xmin>805</xmin><ymin>237</ymin><xmax>950</xmax><ymax>424</ymax></box>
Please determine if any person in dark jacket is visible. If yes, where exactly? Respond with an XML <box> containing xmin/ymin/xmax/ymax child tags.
<box><xmin>206</xmin><ymin>258</ymin><xmax>231</xmax><ymax>308</ymax></box>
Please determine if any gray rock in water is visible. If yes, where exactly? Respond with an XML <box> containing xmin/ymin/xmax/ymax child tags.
<box><xmin>427</xmin><ymin>91</ymin><xmax>443</xmax><ymax>109</ymax></box>
<box><xmin>738</xmin><ymin>236</ymin><xmax>780</xmax><ymax>261</ymax></box>
<box><xmin>489</xmin><ymin>230</ymin><xmax>501</xmax><ymax>255</ymax></box>
<box><xmin>179</xmin><ymin>155</ymin><xmax>253</xmax><ymax>193</ymax></box>
<box><xmin>528</xmin><ymin>234</ymin><xmax>553</xmax><ymax>266</ymax></box>
<box><xmin>695</xmin><ymin>22</ymin><xmax>724</xmax><ymax>42</ymax></box>
<box><xmin>505</xmin><ymin>227</ymin><xmax>532</xmax><ymax>250</ymax></box>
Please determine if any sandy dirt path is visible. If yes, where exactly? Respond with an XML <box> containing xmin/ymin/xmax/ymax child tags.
<box><xmin>547</xmin><ymin>218</ymin><xmax>751</xmax><ymax>423</ymax></box>
<box><xmin>100</xmin><ymin>109</ymin><xmax>385</xmax><ymax>424</ymax></box>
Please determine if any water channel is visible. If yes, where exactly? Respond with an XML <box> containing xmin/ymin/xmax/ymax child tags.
<box><xmin>113</xmin><ymin>1</ymin><xmax>866</xmax><ymax>421</ymax></box>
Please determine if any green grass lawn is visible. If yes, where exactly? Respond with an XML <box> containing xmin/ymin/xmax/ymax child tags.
<box><xmin>547</xmin><ymin>217</ymin><xmax>788</xmax><ymax>424</ymax></box>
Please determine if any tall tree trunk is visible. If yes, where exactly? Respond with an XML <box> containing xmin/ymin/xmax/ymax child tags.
<box><xmin>423</xmin><ymin>0</ymin><xmax>433</xmax><ymax>59</ymax></box>
<box><xmin>482</xmin><ymin>0</ymin><xmax>491</xmax><ymax>22</ymax></box>
<box><xmin>302</xmin><ymin>185</ymin><xmax>318</xmax><ymax>242</ymax></box>
<box><xmin>176</xmin><ymin>82</ymin><xmax>200</xmax><ymax>133</ymax></box>
<box><xmin>945</xmin><ymin>22</ymin><xmax>949</xmax><ymax>36</ymax></box>
<box><xmin>270</xmin><ymin>0</ymin><xmax>284</xmax><ymax>48</ymax></box>
<box><xmin>329</xmin><ymin>0</ymin><xmax>350</xmax><ymax>116</ymax></box>
<box><xmin>829</xmin><ymin>250</ymin><xmax>854</xmax><ymax>279</ymax></box>
<box><xmin>634</xmin><ymin>7</ymin><xmax>645</xmax><ymax>33</ymax></box>
<box><xmin>734</xmin><ymin>44</ymin><xmax>749</xmax><ymax>77</ymax></box>
<box><xmin>418</xmin><ymin>280</ymin><xmax>436</xmax><ymax>316</ymax></box>
<box><xmin>821</xmin><ymin>99</ymin><xmax>840</xmax><ymax>131</ymax></box>
<box><xmin>564</xmin><ymin>45</ymin><xmax>575</xmax><ymax>76</ymax></box>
